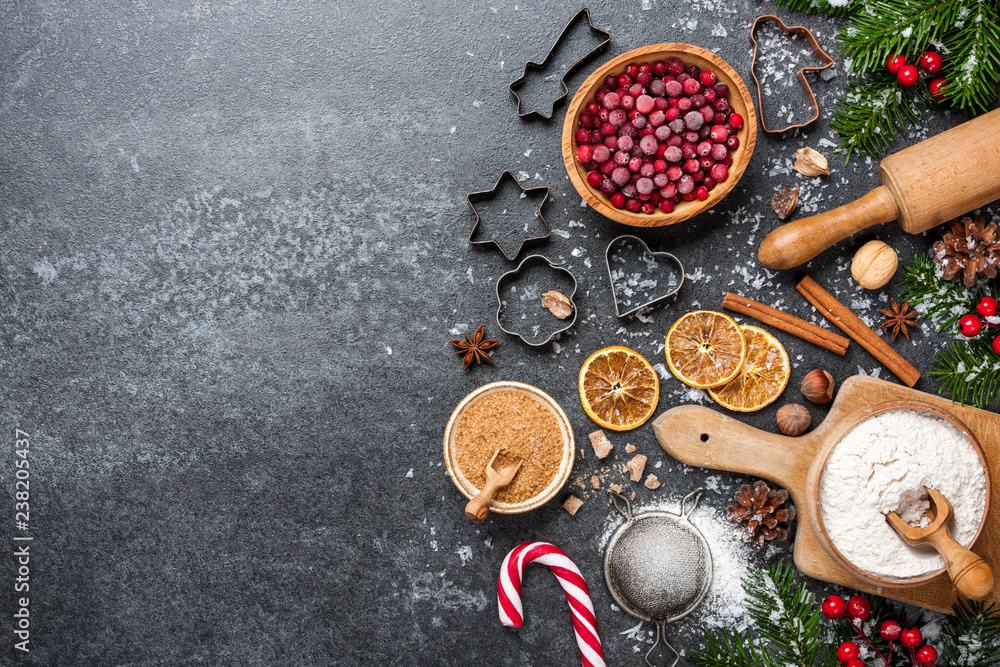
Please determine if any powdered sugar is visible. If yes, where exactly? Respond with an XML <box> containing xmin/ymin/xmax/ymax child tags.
<box><xmin>819</xmin><ymin>409</ymin><xmax>987</xmax><ymax>578</ymax></box>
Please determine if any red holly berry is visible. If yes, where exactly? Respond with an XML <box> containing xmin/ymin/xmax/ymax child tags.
<box><xmin>900</xmin><ymin>627</ymin><xmax>923</xmax><ymax>649</ymax></box>
<box><xmin>920</xmin><ymin>51</ymin><xmax>943</xmax><ymax>75</ymax></box>
<box><xmin>822</xmin><ymin>595</ymin><xmax>847</xmax><ymax>619</ymax></box>
<box><xmin>846</xmin><ymin>661</ymin><xmax>866</xmax><ymax>667</ymax></box>
<box><xmin>897</xmin><ymin>64</ymin><xmax>920</xmax><ymax>87</ymax></box>
<box><xmin>916</xmin><ymin>645</ymin><xmax>938</xmax><ymax>666</ymax></box>
<box><xmin>846</xmin><ymin>595</ymin><xmax>871</xmax><ymax>621</ymax></box>
<box><xmin>928</xmin><ymin>77</ymin><xmax>947</xmax><ymax>100</ymax></box>
<box><xmin>977</xmin><ymin>296</ymin><xmax>999</xmax><ymax>318</ymax></box>
<box><xmin>993</xmin><ymin>335</ymin><xmax>1000</xmax><ymax>355</ymax></box>
<box><xmin>837</xmin><ymin>641</ymin><xmax>860</xmax><ymax>663</ymax></box>
<box><xmin>887</xmin><ymin>53</ymin><xmax>907</xmax><ymax>74</ymax></box>
<box><xmin>960</xmin><ymin>314</ymin><xmax>983</xmax><ymax>337</ymax></box>
<box><xmin>880</xmin><ymin>619</ymin><xmax>902</xmax><ymax>641</ymax></box>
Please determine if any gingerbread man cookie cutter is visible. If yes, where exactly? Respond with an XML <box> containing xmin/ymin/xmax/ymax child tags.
<box><xmin>750</xmin><ymin>15</ymin><xmax>835</xmax><ymax>134</ymax></box>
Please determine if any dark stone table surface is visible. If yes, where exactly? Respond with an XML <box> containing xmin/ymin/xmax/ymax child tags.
<box><xmin>1</xmin><ymin>1</ymin><xmax>994</xmax><ymax>665</ymax></box>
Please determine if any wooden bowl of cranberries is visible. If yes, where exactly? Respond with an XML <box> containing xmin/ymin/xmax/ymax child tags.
<box><xmin>562</xmin><ymin>43</ymin><xmax>757</xmax><ymax>227</ymax></box>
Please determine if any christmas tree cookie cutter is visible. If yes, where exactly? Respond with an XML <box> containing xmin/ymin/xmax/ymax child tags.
<box><xmin>508</xmin><ymin>8</ymin><xmax>611</xmax><ymax>120</ymax></box>
<box><xmin>749</xmin><ymin>15</ymin><xmax>835</xmax><ymax>134</ymax></box>
<box><xmin>495</xmin><ymin>255</ymin><xmax>578</xmax><ymax>347</ymax></box>
<box><xmin>605</xmin><ymin>235</ymin><xmax>685</xmax><ymax>318</ymax></box>
<box><xmin>468</xmin><ymin>170</ymin><xmax>551</xmax><ymax>262</ymax></box>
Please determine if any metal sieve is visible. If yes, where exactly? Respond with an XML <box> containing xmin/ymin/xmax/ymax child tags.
<box><xmin>604</xmin><ymin>488</ymin><xmax>712</xmax><ymax>667</ymax></box>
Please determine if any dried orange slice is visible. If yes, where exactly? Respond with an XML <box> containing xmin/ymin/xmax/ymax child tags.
<box><xmin>579</xmin><ymin>346</ymin><xmax>660</xmax><ymax>431</ymax></box>
<box><xmin>708</xmin><ymin>325</ymin><xmax>790</xmax><ymax>412</ymax></box>
<box><xmin>665</xmin><ymin>310</ymin><xmax>746</xmax><ymax>389</ymax></box>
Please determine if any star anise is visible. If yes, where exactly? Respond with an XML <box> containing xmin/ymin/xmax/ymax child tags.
<box><xmin>450</xmin><ymin>325</ymin><xmax>499</xmax><ymax>370</ymax></box>
<box><xmin>728</xmin><ymin>480</ymin><xmax>796</xmax><ymax>548</ymax></box>
<box><xmin>878</xmin><ymin>298</ymin><xmax>921</xmax><ymax>341</ymax></box>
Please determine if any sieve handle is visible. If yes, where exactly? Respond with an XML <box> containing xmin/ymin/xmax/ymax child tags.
<box><xmin>651</xmin><ymin>405</ymin><xmax>815</xmax><ymax>496</ymax></box>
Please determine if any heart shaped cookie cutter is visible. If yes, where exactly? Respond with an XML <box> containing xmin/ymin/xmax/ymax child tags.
<box><xmin>749</xmin><ymin>15</ymin><xmax>835</xmax><ymax>134</ymax></box>
<box><xmin>606</xmin><ymin>235</ymin><xmax>685</xmax><ymax>318</ymax></box>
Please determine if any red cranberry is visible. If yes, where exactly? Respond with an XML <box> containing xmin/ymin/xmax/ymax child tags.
<box><xmin>699</xmin><ymin>156</ymin><xmax>713</xmax><ymax>171</ymax></box>
<box><xmin>640</xmin><ymin>200</ymin><xmax>655</xmax><ymax>214</ymax></box>
<box><xmin>695</xmin><ymin>185</ymin><xmax>708</xmax><ymax>200</ymax></box>
<box><xmin>684</xmin><ymin>129</ymin><xmax>701</xmax><ymax>143</ymax></box>
<box><xmin>625</xmin><ymin>197</ymin><xmax>642</xmax><ymax>213</ymax></box>
<box><xmin>920</xmin><ymin>51</ymin><xmax>942</xmax><ymax>74</ymax></box>
<box><xmin>960</xmin><ymin>314</ymin><xmax>982</xmax><ymax>336</ymax></box>
<box><xmin>696</xmin><ymin>140</ymin><xmax>712</xmax><ymax>156</ymax></box>
<box><xmin>712</xmin><ymin>111</ymin><xmax>727</xmax><ymax>125</ymax></box>
<box><xmin>703</xmin><ymin>176</ymin><xmax>716</xmax><ymax>190</ymax></box>
<box><xmin>683</xmin><ymin>158</ymin><xmax>700</xmax><ymax>174</ymax></box>
<box><xmin>664</xmin><ymin>107</ymin><xmax>681</xmax><ymax>122</ymax></box>
<box><xmin>837</xmin><ymin>642</ymin><xmax>860</xmax><ymax>663</ymax></box>
<box><xmin>576</xmin><ymin>128</ymin><xmax>592</xmax><ymax>144</ymax></box>
<box><xmin>879</xmin><ymin>620</ymin><xmax>902</xmax><ymax>641</ymax></box>
<box><xmin>653</xmin><ymin>159</ymin><xmax>668</xmax><ymax>173</ymax></box>
<box><xmin>725</xmin><ymin>135</ymin><xmax>740</xmax><ymax>150</ymax></box>
<box><xmin>710</xmin><ymin>163</ymin><xmax>728</xmax><ymax>182</ymax></box>
<box><xmin>915</xmin><ymin>646</ymin><xmax>938</xmax><ymax>667</ymax></box>
<box><xmin>711</xmin><ymin>143</ymin><xmax>728</xmax><ymax>161</ymax></box>
<box><xmin>713</xmin><ymin>97</ymin><xmax>729</xmax><ymax>113</ymax></box>
<box><xmin>689</xmin><ymin>93</ymin><xmax>706</xmax><ymax>109</ymax></box>
<box><xmin>625</xmin><ymin>63</ymin><xmax>639</xmax><ymax>78</ymax></box>
<box><xmin>704</xmin><ymin>88</ymin><xmax>717</xmax><ymax>104</ymax></box>
<box><xmin>900</xmin><ymin>627</ymin><xmax>923</xmax><ymax>650</ymax></box>
<box><xmin>666</xmin><ymin>165</ymin><xmax>683</xmax><ymax>181</ymax></box>
<box><xmin>846</xmin><ymin>596</ymin><xmax>870</xmax><ymax>621</ymax></box>
<box><xmin>636</xmin><ymin>71</ymin><xmax>652</xmax><ymax>87</ymax></box>
<box><xmin>605</xmin><ymin>75</ymin><xmax>618</xmax><ymax>89</ymax></box>
<box><xmin>676</xmin><ymin>72</ymin><xmax>690</xmax><ymax>84</ymax></box>
<box><xmin>729</xmin><ymin>112</ymin><xmax>744</xmax><ymax>130</ymax></box>
<box><xmin>586</xmin><ymin>171</ymin><xmax>603</xmax><ymax>187</ymax></box>
<box><xmin>659</xmin><ymin>198</ymin><xmax>674</xmax><ymax>213</ymax></box>
<box><xmin>721</xmin><ymin>152</ymin><xmax>733</xmax><ymax>166</ymax></box>
<box><xmin>666</xmin><ymin>134</ymin><xmax>682</xmax><ymax>147</ymax></box>
<box><xmin>713</xmin><ymin>82</ymin><xmax>729</xmax><ymax>96</ymax></box>
<box><xmin>929</xmin><ymin>77</ymin><xmax>947</xmax><ymax>100</ymax></box>
<box><xmin>653</xmin><ymin>96</ymin><xmax>668</xmax><ymax>111</ymax></box>
<box><xmin>682</xmin><ymin>191</ymin><xmax>696</xmax><ymax>201</ymax></box>
<box><xmin>586</xmin><ymin>100</ymin><xmax>601</xmax><ymax>115</ymax></box>
<box><xmin>821</xmin><ymin>596</ymin><xmax>847</xmax><ymax>620</ymax></box>
<box><xmin>681</xmin><ymin>142</ymin><xmax>697</xmax><ymax>159</ymax></box>
<box><xmin>600</xmin><ymin>159</ymin><xmax>615</xmax><ymax>176</ymax></box>
<box><xmin>652</xmin><ymin>60</ymin><xmax>667</xmax><ymax>76</ymax></box>
<box><xmin>577</xmin><ymin>145</ymin><xmax>594</xmax><ymax>163</ymax></box>
<box><xmin>632</xmin><ymin>115</ymin><xmax>648</xmax><ymax>130</ymax></box>
<box><xmin>629</xmin><ymin>83</ymin><xmax>644</xmax><ymax>98</ymax></box>
<box><xmin>635</xmin><ymin>94</ymin><xmax>655</xmax><ymax>114</ymax></box>
<box><xmin>628</xmin><ymin>156</ymin><xmax>643</xmax><ymax>172</ymax></box>
<box><xmin>603</xmin><ymin>135</ymin><xmax>618</xmax><ymax>150</ymax></box>
<box><xmin>887</xmin><ymin>52</ymin><xmax>906</xmax><ymax>74</ymax></box>
<box><xmin>618</xmin><ymin>74</ymin><xmax>632</xmax><ymax>89</ymax></box>
<box><xmin>601</xmin><ymin>121</ymin><xmax>615</xmax><ymax>137</ymax></box>
<box><xmin>655</xmin><ymin>143</ymin><xmax>668</xmax><ymax>159</ymax></box>
<box><xmin>682</xmin><ymin>78</ymin><xmax>702</xmax><ymax>95</ymax></box>
<box><xmin>620</xmin><ymin>95</ymin><xmax>636</xmax><ymax>111</ymax></box>
<box><xmin>677</xmin><ymin>97</ymin><xmax>692</xmax><ymax>112</ymax></box>
<box><xmin>600</xmin><ymin>177</ymin><xmax>616</xmax><ymax>196</ymax></box>
<box><xmin>699</xmin><ymin>69</ymin><xmax>716</xmax><ymax>86</ymax></box>
<box><xmin>685</xmin><ymin>65</ymin><xmax>701</xmax><ymax>78</ymax></box>
<box><xmin>710</xmin><ymin>124</ymin><xmax>729</xmax><ymax>142</ymax></box>
<box><xmin>610</xmin><ymin>192</ymin><xmax>625</xmax><ymax>208</ymax></box>
<box><xmin>666</xmin><ymin>57</ymin><xmax>685</xmax><ymax>75</ymax></box>
<box><xmin>700</xmin><ymin>106</ymin><xmax>715</xmax><ymax>123</ymax></box>
<box><xmin>897</xmin><ymin>64</ymin><xmax>919</xmax><ymax>87</ymax></box>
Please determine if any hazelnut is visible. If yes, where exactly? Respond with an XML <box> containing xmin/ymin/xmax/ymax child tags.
<box><xmin>801</xmin><ymin>369</ymin><xmax>835</xmax><ymax>404</ymax></box>
<box><xmin>777</xmin><ymin>403</ymin><xmax>811</xmax><ymax>436</ymax></box>
<box><xmin>851</xmin><ymin>240</ymin><xmax>898</xmax><ymax>289</ymax></box>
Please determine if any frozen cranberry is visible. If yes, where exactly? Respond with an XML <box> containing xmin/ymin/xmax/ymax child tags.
<box><xmin>600</xmin><ymin>121</ymin><xmax>615</xmax><ymax>137</ymax></box>
<box><xmin>677</xmin><ymin>175</ymin><xmax>695</xmax><ymax>194</ymax></box>
<box><xmin>677</xmin><ymin>97</ymin><xmax>692</xmax><ymax>112</ymax></box>
<box><xmin>665</xmin><ymin>79</ymin><xmax>683</xmax><ymax>97</ymax></box>
<box><xmin>652</xmin><ymin>60</ymin><xmax>667</xmax><ymax>76</ymax></box>
<box><xmin>696</xmin><ymin>140</ymin><xmax>713</xmax><ymax>156</ymax></box>
<box><xmin>703</xmin><ymin>88</ymin><xmax>717</xmax><ymax>104</ymax></box>
<box><xmin>703</xmin><ymin>176</ymin><xmax>716</xmax><ymax>190</ymax></box>
<box><xmin>585</xmin><ymin>100</ymin><xmax>601</xmax><ymax>115</ymax></box>
<box><xmin>577</xmin><ymin>145</ymin><xmax>594</xmax><ymax>162</ymax></box>
<box><xmin>713</xmin><ymin>97</ymin><xmax>729</xmax><ymax>113</ymax></box>
<box><xmin>625</xmin><ymin>197</ymin><xmax>642</xmax><ymax>213</ymax></box>
<box><xmin>725</xmin><ymin>135</ymin><xmax>740</xmax><ymax>150</ymax></box>
<box><xmin>600</xmin><ymin>159</ymin><xmax>615</xmax><ymax>176</ymax></box>
<box><xmin>586</xmin><ymin>171</ymin><xmax>603</xmax><ymax>187</ymax></box>
<box><xmin>650</xmin><ymin>110</ymin><xmax>667</xmax><ymax>126</ymax></box>
<box><xmin>640</xmin><ymin>162</ymin><xmax>655</xmax><ymax>178</ymax></box>
<box><xmin>721</xmin><ymin>152</ymin><xmax>733</xmax><ymax>166</ymax></box>
<box><xmin>617</xmin><ymin>135</ymin><xmax>634</xmax><ymax>152</ymax></box>
<box><xmin>620</xmin><ymin>123</ymin><xmax>638</xmax><ymax>139</ymax></box>
<box><xmin>676</xmin><ymin>72</ymin><xmax>690</xmax><ymax>84</ymax></box>
<box><xmin>603</xmin><ymin>92</ymin><xmax>621</xmax><ymax>109</ymax></box>
<box><xmin>666</xmin><ymin>165</ymin><xmax>682</xmax><ymax>181</ymax></box>
<box><xmin>640</xmin><ymin>135</ymin><xmax>659</xmax><ymax>155</ymax></box>
<box><xmin>682</xmin><ymin>78</ymin><xmax>702</xmax><ymax>95</ymax></box>
<box><xmin>653</xmin><ymin>159</ymin><xmax>668</xmax><ymax>173</ymax></box>
<box><xmin>635</xmin><ymin>94</ymin><xmax>655</xmax><ymax>114</ymax></box>
<box><xmin>627</xmin><ymin>156</ymin><xmax>642</xmax><ymax>172</ymax></box>
<box><xmin>655</xmin><ymin>125</ymin><xmax>671</xmax><ymax>142</ymax></box>
<box><xmin>697</xmin><ymin>125</ymin><xmax>711</xmax><ymax>140</ymax></box>
<box><xmin>712</xmin><ymin>111</ymin><xmax>727</xmax><ymax>125</ymax></box>
<box><xmin>664</xmin><ymin>146</ymin><xmax>682</xmax><ymax>163</ymax></box>
<box><xmin>648</xmin><ymin>78</ymin><xmax>665</xmax><ymax>96</ymax></box>
<box><xmin>576</xmin><ymin>128</ymin><xmax>592</xmax><ymax>145</ymax></box>
<box><xmin>598</xmin><ymin>108</ymin><xmax>609</xmax><ymax>123</ymax></box>
<box><xmin>653</xmin><ymin>96</ymin><xmax>668</xmax><ymax>111</ymax></box>
<box><xmin>666</xmin><ymin>134</ymin><xmax>682</xmax><ymax>147</ymax></box>
<box><xmin>666</xmin><ymin>57</ymin><xmax>685</xmax><ymax>75</ymax></box>
<box><xmin>653</xmin><ymin>173</ymin><xmax>669</xmax><ymax>188</ymax></box>
<box><xmin>682</xmin><ymin>191</ymin><xmax>696</xmax><ymax>201</ymax></box>
<box><xmin>711</xmin><ymin>143</ymin><xmax>728</xmax><ymax>161</ymax></box>
<box><xmin>681</xmin><ymin>142</ymin><xmax>697</xmax><ymax>159</ymax></box>
<box><xmin>699</xmin><ymin>106</ymin><xmax>715</xmax><ymax>123</ymax></box>
<box><xmin>632</xmin><ymin>115</ymin><xmax>647</xmax><ymax>130</ymax></box>
<box><xmin>669</xmin><ymin>118</ymin><xmax>685</xmax><ymax>134</ymax></box>
<box><xmin>603</xmin><ymin>135</ymin><xmax>617</xmax><ymax>150</ymax></box>
<box><xmin>879</xmin><ymin>620</ymin><xmax>902</xmax><ymax>641</ymax></box>
<box><xmin>683</xmin><ymin>158</ymin><xmax>700</xmax><ymax>174</ymax></box>
<box><xmin>699</xmin><ymin>156</ymin><xmax>713</xmax><ymax>171</ymax></box>
<box><xmin>595</xmin><ymin>88</ymin><xmax>609</xmax><ymax>105</ymax></box>
<box><xmin>684</xmin><ymin>110</ymin><xmax>704</xmax><ymax>131</ymax></box>
<box><xmin>713</xmin><ymin>82</ymin><xmax>729</xmax><ymax>96</ymax></box>
<box><xmin>630</xmin><ymin>84</ymin><xmax>645</xmax><ymax>99</ymax></box>
<box><xmin>609</xmin><ymin>109</ymin><xmax>627</xmax><ymax>127</ymax></box>
<box><xmin>620</xmin><ymin>95</ymin><xmax>636</xmax><ymax>111</ymax></box>
<box><xmin>611</xmin><ymin>166</ymin><xmax>630</xmax><ymax>186</ymax></box>
<box><xmin>690</xmin><ymin>93</ymin><xmax>706</xmax><ymax>109</ymax></box>
<box><xmin>710</xmin><ymin>163</ymin><xmax>729</xmax><ymax>182</ymax></box>
<box><xmin>691</xmin><ymin>169</ymin><xmax>704</xmax><ymax>183</ymax></box>
<box><xmin>636</xmin><ymin>177</ymin><xmax>654</xmax><ymax>195</ymax></box>
<box><xmin>600</xmin><ymin>177</ymin><xmax>616</xmax><ymax>196</ymax></box>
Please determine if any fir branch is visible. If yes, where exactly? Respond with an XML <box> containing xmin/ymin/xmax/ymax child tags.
<box><xmin>837</xmin><ymin>0</ymin><xmax>967</xmax><ymax>73</ymax></box>
<box><xmin>941</xmin><ymin>0</ymin><xmax>1000</xmax><ymax>114</ymax></box>
<box><xmin>943</xmin><ymin>599</ymin><xmax>1000</xmax><ymax>666</ymax></box>
<box><xmin>690</xmin><ymin>628</ymin><xmax>776</xmax><ymax>667</ymax></box>
<box><xmin>831</xmin><ymin>75</ymin><xmax>919</xmax><ymax>161</ymax></box>
<box><xmin>897</xmin><ymin>250</ymin><xmax>982</xmax><ymax>332</ymax></box>
<box><xmin>931</xmin><ymin>337</ymin><xmax>1000</xmax><ymax>406</ymax></box>
<box><xmin>772</xmin><ymin>0</ymin><xmax>859</xmax><ymax>16</ymax></box>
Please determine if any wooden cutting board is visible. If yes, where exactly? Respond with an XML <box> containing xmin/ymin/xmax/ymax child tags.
<box><xmin>651</xmin><ymin>375</ymin><xmax>1000</xmax><ymax>614</ymax></box>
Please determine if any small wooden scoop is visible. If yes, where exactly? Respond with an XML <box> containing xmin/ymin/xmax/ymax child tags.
<box><xmin>464</xmin><ymin>450</ymin><xmax>523</xmax><ymax>523</ymax></box>
<box><xmin>886</xmin><ymin>487</ymin><xmax>995</xmax><ymax>601</ymax></box>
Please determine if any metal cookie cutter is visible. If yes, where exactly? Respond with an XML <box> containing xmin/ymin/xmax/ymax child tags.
<box><xmin>495</xmin><ymin>255</ymin><xmax>577</xmax><ymax>347</ymax></box>
<box><xmin>605</xmin><ymin>489</ymin><xmax>712</xmax><ymax>667</ymax></box>
<box><xmin>468</xmin><ymin>170</ymin><xmax>551</xmax><ymax>262</ymax></box>
<box><xmin>508</xmin><ymin>8</ymin><xmax>611</xmax><ymax>120</ymax></box>
<box><xmin>750</xmin><ymin>15</ymin><xmax>835</xmax><ymax>134</ymax></box>
<box><xmin>606</xmin><ymin>235</ymin><xmax>685</xmax><ymax>318</ymax></box>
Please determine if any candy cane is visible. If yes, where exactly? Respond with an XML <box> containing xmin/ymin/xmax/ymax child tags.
<box><xmin>498</xmin><ymin>541</ymin><xmax>605</xmax><ymax>667</ymax></box>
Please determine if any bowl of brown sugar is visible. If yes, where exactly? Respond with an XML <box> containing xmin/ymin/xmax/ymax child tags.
<box><xmin>443</xmin><ymin>381</ymin><xmax>575</xmax><ymax>514</ymax></box>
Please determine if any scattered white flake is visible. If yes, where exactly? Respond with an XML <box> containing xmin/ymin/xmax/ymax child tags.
<box><xmin>553</xmin><ymin>229</ymin><xmax>570</xmax><ymax>238</ymax></box>
<box><xmin>524</xmin><ymin>149</ymin><xmax>532</xmax><ymax>157</ymax></box>
<box><xmin>406</xmin><ymin>469</ymin><xmax>413</xmax><ymax>478</ymax></box>
<box><xmin>466</xmin><ymin>267</ymin><xmax>474</xmax><ymax>284</ymax></box>
<box><xmin>571</xmin><ymin>247</ymin><xmax>585</xmax><ymax>257</ymax></box>
<box><xmin>472</xmin><ymin>100</ymin><xmax>483</xmax><ymax>108</ymax></box>
<box><xmin>621</xmin><ymin>622</ymin><xmax>646</xmax><ymax>639</ymax></box>
<box><xmin>455</xmin><ymin>545</ymin><xmax>473</xmax><ymax>565</ymax></box>
<box><xmin>711</xmin><ymin>24</ymin><xmax>728</xmax><ymax>37</ymax></box>
<box><xmin>449</xmin><ymin>126</ymin><xmax>456</xmax><ymax>134</ymax></box>
<box><xmin>386</xmin><ymin>346</ymin><xmax>393</xmax><ymax>355</ymax></box>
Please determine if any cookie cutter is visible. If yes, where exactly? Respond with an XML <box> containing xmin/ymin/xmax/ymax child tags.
<box><xmin>468</xmin><ymin>170</ymin><xmax>551</xmax><ymax>261</ymax></box>
<box><xmin>508</xmin><ymin>8</ymin><xmax>611</xmax><ymax>120</ymax></box>
<box><xmin>749</xmin><ymin>15</ymin><xmax>835</xmax><ymax>134</ymax></box>
<box><xmin>495</xmin><ymin>254</ymin><xmax>578</xmax><ymax>347</ymax></box>
<box><xmin>606</xmin><ymin>235</ymin><xmax>685</xmax><ymax>318</ymax></box>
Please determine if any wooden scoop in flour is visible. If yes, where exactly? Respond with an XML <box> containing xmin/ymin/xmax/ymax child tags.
<box><xmin>886</xmin><ymin>487</ymin><xmax>995</xmax><ymax>601</ymax></box>
<box><xmin>758</xmin><ymin>108</ymin><xmax>1000</xmax><ymax>270</ymax></box>
<box><xmin>464</xmin><ymin>450</ymin><xmax>522</xmax><ymax>523</ymax></box>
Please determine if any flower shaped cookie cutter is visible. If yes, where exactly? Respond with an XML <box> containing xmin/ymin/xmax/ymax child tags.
<box><xmin>606</xmin><ymin>235</ymin><xmax>685</xmax><ymax>318</ymax></box>
<box><xmin>495</xmin><ymin>255</ymin><xmax>578</xmax><ymax>347</ymax></box>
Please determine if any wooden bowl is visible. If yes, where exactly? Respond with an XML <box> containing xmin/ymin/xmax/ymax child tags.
<box><xmin>562</xmin><ymin>43</ymin><xmax>757</xmax><ymax>228</ymax></box>
<box><xmin>443</xmin><ymin>381</ymin><xmax>575</xmax><ymax>514</ymax></box>
<box><xmin>805</xmin><ymin>400</ymin><xmax>992</xmax><ymax>587</ymax></box>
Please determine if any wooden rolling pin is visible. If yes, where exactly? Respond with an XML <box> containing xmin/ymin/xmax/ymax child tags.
<box><xmin>759</xmin><ymin>108</ymin><xmax>1000</xmax><ymax>270</ymax></box>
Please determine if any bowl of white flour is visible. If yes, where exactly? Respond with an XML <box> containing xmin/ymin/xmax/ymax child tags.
<box><xmin>808</xmin><ymin>400</ymin><xmax>990</xmax><ymax>585</ymax></box>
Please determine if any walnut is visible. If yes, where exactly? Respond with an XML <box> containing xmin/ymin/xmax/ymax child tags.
<box><xmin>793</xmin><ymin>147</ymin><xmax>830</xmax><ymax>177</ymax></box>
<box><xmin>851</xmin><ymin>240</ymin><xmax>898</xmax><ymax>289</ymax></box>
<box><xmin>542</xmin><ymin>290</ymin><xmax>574</xmax><ymax>319</ymax></box>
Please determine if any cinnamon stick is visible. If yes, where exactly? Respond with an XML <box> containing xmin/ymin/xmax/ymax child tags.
<box><xmin>795</xmin><ymin>275</ymin><xmax>920</xmax><ymax>387</ymax></box>
<box><xmin>723</xmin><ymin>292</ymin><xmax>849</xmax><ymax>356</ymax></box>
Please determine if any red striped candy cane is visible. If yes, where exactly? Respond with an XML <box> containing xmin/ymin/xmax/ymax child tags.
<box><xmin>498</xmin><ymin>541</ymin><xmax>605</xmax><ymax>667</ymax></box>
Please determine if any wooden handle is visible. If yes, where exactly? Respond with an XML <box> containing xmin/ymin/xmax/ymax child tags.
<box><xmin>758</xmin><ymin>186</ymin><xmax>899</xmax><ymax>269</ymax></box>
<box><xmin>651</xmin><ymin>405</ymin><xmax>815</xmax><ymax>503</ymax></box>
<box><xmin>464</xmin><ymin>477</ymin><xmax>502</xmax><ymax>522</ymax></box>
<box><xmin>930</xmin><ymin>531</ymin><xmax>996</xmax><ymax>601</ymax></box>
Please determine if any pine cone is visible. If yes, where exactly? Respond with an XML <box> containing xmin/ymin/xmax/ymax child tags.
<box><xmin>932</xmin><ymin>215</ymin><xmax>1000</xmax><ymax>288</ymax></box>
<box><xmin>727</xmin><ymin>480</ymin><xmax>796</xmax><ymax>548</ymax></box>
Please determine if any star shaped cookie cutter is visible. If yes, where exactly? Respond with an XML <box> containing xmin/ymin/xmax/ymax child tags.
<box><xmin>467</xmin><ymin>170</ymin><xmax>551</xmax><ymax>262</ymax></box>
<box><xmin>750</xmin><ymin>15</ymin><xmax>835</xmax><ymax>134</ymax></box>
<box><xmin>508</xmin><ymin>8</ymin><xmax>611</xmax><ymax>120</ymax></box>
